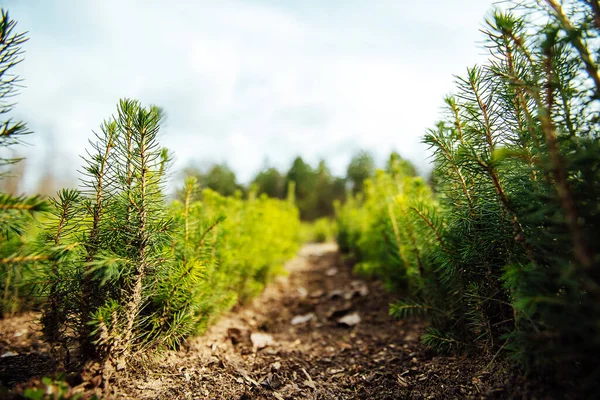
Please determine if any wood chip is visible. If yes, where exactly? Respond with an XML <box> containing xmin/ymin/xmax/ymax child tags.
<box><xmin>244</xmin><ymin>374</ymin><xmax>260</xmax><ymax>387</ymax></box>
<box><xmin>301</xmin><ymin>368</ymin><xmax>316</xmax><ymax>390</ymax></box>
<box><xmin>397</xmin><ymin>374</ymin><xmax>409</xmax><ymax>387</ymax></box>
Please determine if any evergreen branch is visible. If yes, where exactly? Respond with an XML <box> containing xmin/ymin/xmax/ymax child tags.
<box><xmin>0</xmin><ymin>193</ymin><xmax>47</xmax><ymax>212</ymax></box>
<box><xmin>467</xmin><ymin>67</ymin><xmax>496</xmax><ymax>151</ymax></box>
<box><xmin>80</xmin><ymin>120</ymin><xmax>118</xmax><ymax>358</ymax></box>
<box><xmin>422</xmin><ymin>328</ymin><xmax>463</xmax><ymax>354</ymax></box>
<box><xmin>588</xmin><ymin>0</ymin><xmax>600</xmax><ymax>31</ymax></box>
<box><xmin>197</xmin><ymin>215</ymin><xmax>225</xmax><ymax>248</ymax></box>
<box><xmin>502</xmin><ymin>33</ymin><xmax>594</xmax><ymax>271</ymax></box>
<box><xmin>1</xmin><ymin>254</ymin><xmax>48</xmax><ymax>263</ymax></box>
<box><xmin>425</xmin><ymin>123</ymin><xmax>475</xmax><ymax>215</ymax></box>
<box><xmin>404</xmin><ymin>210</ymin><xmax>425</xmax><ymax>278</ymax></box>
<box><xmin>386</xmin><ymin>202</ymin><xmax>408</xmax><ymax>269</ymax></box>
<box><xmin>390</xmin><ymin>300</ymin><xmax>449</xmax><ymax>319</ymax></box>
<box><xmin>545</xmin><ymin>0</ymin><xmax>600</xmax><ymax>99</ymax></box>
<box><xmin>410</xmin><ymin>206</ymin><xmax>445</xmax><ymax>247</ymax></box>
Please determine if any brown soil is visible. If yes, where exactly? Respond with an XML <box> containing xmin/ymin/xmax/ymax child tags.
<box><xmin>0</xmin><ymin>244</ymin><xmax>572</xmax><ymax>399</ymax></box>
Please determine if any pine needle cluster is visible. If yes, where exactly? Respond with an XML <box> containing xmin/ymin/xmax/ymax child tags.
<box><xmin>0</xmin><ymin>10</ymin><xmax>47</xmax><ymax>318</ymax></box>
<box><xmin>35</xmin><ymin>102</ymin><xmax>301</xmax><ymax>374</ymax></box>
<box><xmin>336</xmin><ymin>0</ymin><xmax>600</xmax><ymax>388</ymax></box>
<box><xmin>38</xmin><ymin>100</ymin><xmax>172</xmax><ymax>371</ymax></box>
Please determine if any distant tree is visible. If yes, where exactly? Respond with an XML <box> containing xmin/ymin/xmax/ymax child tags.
<box><xmin>184</xmin><ymin>163</ymin><xmax>242</xmax><ymax>197</ymax></box>
<box><xmin>253</xmin><ymin>158</ymin><xmax>346</xmax><ymax>220</ymax></box>
<box><xmin>330</xmin><ymin>176</ymin><xmax>347</xmax><ymax>205</ymax></box>
<box><xmin>386</xmin><ymin>151</ymin><xmax>417</xmax><ymax>178</ymax></box>
<box><xmin>286</xmin><ymin>157</ymin><xmax>314</xmax><ymax>197</ymax></box>
<box><xmin>286</xmin><ymin>156</ymin><xmax>317</xmax><ymax>220</ymax></box>
<box><xmin>314</xmin><ymin>159</ymin><xmax>345</xmax><ymax>218</ymax></box>
<box><xmin>346</xmin><ymin>150</ymin><xmax>375</xmax><ymax>194</ymax></box>
<box><xmin>252</xmin><ymin>167</ymin><xmax>285</xmax><ymax>199</ymax></box>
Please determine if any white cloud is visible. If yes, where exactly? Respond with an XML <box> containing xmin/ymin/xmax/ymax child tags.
<box><xmin>1</xmin><ymin>0</ymin><xmax>498</xmax><ymax>191</ymax></box>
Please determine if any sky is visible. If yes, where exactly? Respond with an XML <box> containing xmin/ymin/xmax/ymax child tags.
<box><xmin>1</xmin><ymin>0</ymin><xmax>499</xmax><ymax>191</ymax></box>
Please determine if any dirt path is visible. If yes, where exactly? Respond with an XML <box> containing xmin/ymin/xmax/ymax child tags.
<box><xmin>115</xmin><ymin>244</ymin><xmax>548</xmax><ymax>400</ymax></box>
<box><xmin>1</xmin><ymin>244</ymin><xmax>564</xmax><ymax>399</ymax></box>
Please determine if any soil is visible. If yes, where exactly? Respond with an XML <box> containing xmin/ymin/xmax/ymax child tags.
<box><xmin>0</xmin><ymin>244</ymin><xmax>574</xmax><ymax>399</ymax></box>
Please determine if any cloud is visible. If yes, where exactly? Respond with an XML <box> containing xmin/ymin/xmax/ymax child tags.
<box><xmin>2</xmin><ymin>0</ymin><xmax>498</xmax><ymax>191</ymax></box>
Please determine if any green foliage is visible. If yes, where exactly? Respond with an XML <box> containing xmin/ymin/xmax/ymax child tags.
<box><xmin>285</xmin><ymin>156</ymin><xmax>317</xmax><ymax>220</ymax></box>
<box><xmin>284</xmin><ymin>157</ymin><xmax>346</xmax><ymax>221</ymax></box>
<box><xmin>148</xmin><ymin>178</ymin><xmax>300</xmax><ymax>346</ymax></box>
<box><xmin>0</xmin><ymin>9</ymin><xmax>47</xmax><ymax>318</ymax></box>
<box><xmin>0</xmin><ymin>9</ymin><xmax>29</xmax><ymax>171</ymax></box>
<box><xmin>336</xmin><ymin>0</ymin><xmax>600</xmax><ymax>390</ymax></box>
<box><xmin>9</xmin><ymin>374</ymin><xmax>99</xmax><ymax>400</ymax></box>
<box><xmin>299</xmin><ymin>217</ymin><xmax>336</xmax><ymax>243</ymax></box>
<box><xmin>346</xmin><ymin>150</ymin><xmax>375</xmax><ymax>194</ymax></box>
<box><xmin>187</xmin><ymin>157</ymin><xmax>347</xmax><ymax>222</ymax></box>
<box><xmin>22</xmin><ymin>377</ymin><xmax>82</xmax><ymax>400</ymax></box>
<box><xmin>386</xmin><ymin>151</ymin><xmax>417</xmax><ymax>177</ymax></box>
<box><xmin>183</xmin><ymin>188</ymin><xmax>300</xmax><ymax>304</ymax></box>
<box><xmin>34</xmin><ymin>125</ymin><xmax>301</xmax><ymax>368</ymax></box>
<box><xmin>335</xmin><ymin>159</ymin><xmax>435</xmax><ymax>293</ymax></box>
<box><xmin>252</xmin><ymin>167</ymin><xmax>286</xmax><ymax>199</ymax></box>
<box><xmin>183</xmin><ymin>163</ymin><xmax>243</xmax><ymax>197</ymax></box>
<box><xmin>37</xmin><ymin>99</ymin><xmax>172</xmax><ymax>367</ymax></box>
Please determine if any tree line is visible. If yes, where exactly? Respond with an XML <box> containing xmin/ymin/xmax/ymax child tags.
<box><xmin>183</xmin><ymin>150</ymin><xmax>417</xmax><ymax>221</ymax></box>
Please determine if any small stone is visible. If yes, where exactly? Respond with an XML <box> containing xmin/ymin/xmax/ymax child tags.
<box><xmin>351</xmin><ymin>281</ymin><xmax>369</xmax><ymax>297</ymax></box>
<box><xmin>337</xmin><ymin>312</ymin><xmax>361</xmax><ymax>327</ymax></box>
<box><xmin>291</xmin><ymin>313</ymin><xmax>316</xmax><ymax>325</ymax></box>
<box><xmin>251</xmin><ymin>332</ymin><xmax>274</xmax><ymax>350</ymax></box>
<box><xmin>1</xmin><ymin>351</ymin><xmax>17</xmax><ymax>358</ymax></box>
<box><xmin>325</xmin><ymin>267</ymin><xmax>338</xmax><ymax>276</ymax></box>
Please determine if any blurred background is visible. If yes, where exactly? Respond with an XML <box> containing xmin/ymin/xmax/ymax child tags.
<box><xmin>0</xmin><ymin>0</ymin><xmax>496</xmax><ymax>217</ymax></box>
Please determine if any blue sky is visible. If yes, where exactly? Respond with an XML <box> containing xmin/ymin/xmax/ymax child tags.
<box><xmin>1</xmin><ymin>0</ymin><xmax>499</xmax><ymax>190</ymax></box>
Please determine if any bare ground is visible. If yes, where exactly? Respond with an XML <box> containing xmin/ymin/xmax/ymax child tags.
<box><xmin>1</xmin><ymin>243</ymin><xmax>572</xmax><ymax>399</ymax></box>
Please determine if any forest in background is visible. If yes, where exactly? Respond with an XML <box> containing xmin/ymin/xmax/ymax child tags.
<box><xmin>1</xmin><ymin>0</ymin><xmax>599</xmax><ymax>398</ymax></box>
<box><xmin>1</xmin><ymin>147</ymin><xmax>401</xmax><ymax>222</ymax></box>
